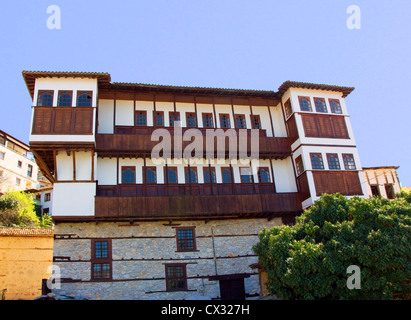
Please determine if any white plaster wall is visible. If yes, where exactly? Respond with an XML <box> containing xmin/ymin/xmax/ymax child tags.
<box><xmin>52</xmin><ymin>182</ymin><xmax>95</xmax><ymax>216</ymax></box>
<box><xmin>115</xmin><ymin>100</ymin><xmax>134</xmax><ymax>126</ymax></box>
<box><xmin>56</xmin><ymin>151</ymin><xmax>73</xmax><ymax>181</ymax></box>
<box><xmin>196</xmin><ymin>103</ymin><xmax>214</xmax><ymax>128</ymax></box>
<box><xmin>252</xmin><ymin>106</ymin><xmax>273</xmax><ymax>137</ymax></box>
<box><xmin>271</xmin><ymin>158</ymin><xmax>298</xmax><ymax>192</ymax></box>
<box><xmin>75</xmin><ymin>151</ymin><xmax>93</xmax><ymax>181</ymax></box>
<box><xmin>214</xmin><ymin>104</ymin><xmax>235</xmax><ymax>129</ymax></box>
<box><xmin>98</xmin><ymin>99</ymin><xmax>114</xmax><ymax>134</ymax></box>
<box><xmin>97</xmin><ymin>158</ymin><xmax>117</xmax><ymax>185</ymax></box>
<box><xmin>175</xmin><ymin>102</ymin><xmax>195</xmax><ymax>127</ymax></box>
<box><xmin>155</xmin><ymin>101</ymin><xmax>174</xmax><ymax>127</ymax></box>
<box><xmin>33</xmin><ymin>77</ymin><xmax>98</xmax><ymax>107</ymax></box>
<box><xmin>270</xmin><ymin>105</ymin><xmax>287</xmax><ymax>137</ymax></box>
<box><xmin>135</xmin><ymin>100</ymin><xmax>155</xmax><ymax>126</ymax></box>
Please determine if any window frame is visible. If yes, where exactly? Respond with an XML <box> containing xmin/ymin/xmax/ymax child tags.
<box><xmin>257</xmin><ymin>167</ymin><xmax>271</xmax><ymax>183</ymax></box>
<box><xmin>176</xmin><ymin>227</ymin><xmax>197</xmax><ymax>252</ymax></box>
<box><xmin>91</xmin><ymin>239</ymin><xmax>112</xmax><ymax>281</ymax></box>
<box><xmin>135</xmin><ymin>110</ymin><xmax>147</xmax><ymax>126</ymax></box>
<box><xmin>165</xmin><ymin>263</ymin><xmax>188</xmax><ymax>292</ymax></box>
<box><xmin>235</xmin><ymin>114</ymin><xmax>247</xmax><ymax>129</ymax></box>
<box><xmin>165</xmin><ymin>166</ymin><xmax>178</xmax><ymax>184</ymax></box>
<box><xmin>298</xmin><ymin>96</ymin><xmax>312</xmax><ymax>112</ymax></box>
<box><xmin>153</xmin><ymin>111</ymin><xmax>165</xmax><ymax>127</ymax></box>
<box><xmin>169</xmin><ymin>112</ymin><xmax>181</xmax><ymax>127</ymax></box>
<box><xmin>144</xmin><ymin>166</ymin><xmax>157</xmax><ymax>184</ymax></box>
<box><xmin>250</xmin><ymin>114</ymin><xmax>261</xmax><ymax>129</ymax></box>
<box><xmin>45</xmin><ymin>193</ymin><xmax>51</xmax><ymax>202</ymax></box>
<box><xmin>76</xmin><ymin>91</ymin><xmax>93</xmax><ymax>107</ymax></box>
<box><xmin>295</xmin><ymin>155</ymin><xmax>305</xmax><ymax>176</ymax></box>
<box><xmin>27</xmin><ymin>164</ymin><xmax>33</xmax><ymax>177</ymax></box>
<box><xmin>314</xmin><ymin>97</ymin><xmax>328</xmax><ymax>113</ymax></box>
<box><xmin>240</xmin><ymin>167</ymin><xmax>253</xmax><ymax>183</ymax></box>
<box><xmin>326</xmin><ymin>153</ymin><xmax>341</xmax><ymax>170</ymax></box>
<box><xmin>329</xmin><ymin>99</ymin><xmax>343</xmax><ymax>114</ymax></box>
<box><xmin>221</xmin><ymin>167</ymin><xmax>232</xmax><ymax>184</ymax></box>
<box><xmin>342</xmin><ymin>154</ymin><xmax>356</xmax><ymax>170</ymax></box>
<box><xmin>219</xmin><ymin>113</ymin><xmax>231</xmax><ymax>128</ymax></box>
<box><xmin>186</xmin><ymin>113</ymin><xmax>197</xmax><ymax>128</ymax></box>
<box><xmin>37</xmin><ymin>90</ymin><xmax>54</xmax><ymax>107</ymax></box>
<box><xmin>310</xmin><ymin>153</ymin><xmax>325</xmax><ymax>170</ymax></box>
<box><xmin>57</xmin><ymin>90</ymin><xmax>73</xmax><ymax>107</ymax></box>
<box><xmin>203</xmin><ymin>167</ymin><xmax>216</xmax><ymax>183</ymax></box>
<box><xmin>202</xmin><ymin>113</ymin><xmax>214</xmax><ymax>128</ymax></box>
<box><xmin>184</xmin><ymin>167</ymin><xmax>198</xmax><ymax>183</ymax></box>
<box><xmin>284</xmin><ymin>99</ymin><xmax>293</xmax><ymax>118</ymax></box>
<box><xmin>121</xmin><ymin>166</ymin><xmax>136</xmax><ymax>184</ymax></box>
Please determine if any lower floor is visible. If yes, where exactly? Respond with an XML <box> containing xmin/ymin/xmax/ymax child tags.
<box><xmin>52</xmin><ymin>217</ymin><xmax>284</xmax><ymax>299</ymax></box>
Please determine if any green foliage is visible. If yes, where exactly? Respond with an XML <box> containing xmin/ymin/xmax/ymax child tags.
<box><xmin>253</xmin><ymin>193</ymin><xmax>411</xmax><ymax>299</ymax></box>
<box><xmin>0</xmin><ymin>190</ymin><xmax>51</xmax><ymax>228</ymax></box>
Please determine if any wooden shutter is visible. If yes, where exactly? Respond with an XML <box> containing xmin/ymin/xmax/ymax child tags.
<box><xmin>329</xmin><ymin>172</ymin><xmax>346</xmax><ymax>194</ymax></box>
<box><xmin>331</xmin><ymin>116</ymin><xmax>349</xmax><ymax>139</ymax></box>
<box><xmin>54</xmin><ymin>108</ymin><xmax>72</xmax><ymax>134</ymax></box>
<box><xmin>74</xmin><ymin>108</ymin><xmax>93</xmax><ymax>134</ymax></box>
<box><xmin>344</xmin><ymin>171</ymin><xmax>363</xmax><ymax>195</ymax></box>
<box><xmin>317</xmin><ymin>115</ymin><xmax>334</xmax><ymax>138</ymax></box>
<box><xmin>302</xmin><ymin>114</ymin><xmax>319</xmax><ymax>137</ymax></box>
<box><xmin>32</xmin><ymin>107</ymin><xmax>53</xmax><ymax>134</ymax></box>
<box><xmin>313</xmin><ymin>171</ymin><xmax>330</xmax><ymax>196</ymax></box>
<box><xmin>286</xmin><ymin>114</ymin><xmax>299</xmax><ymax>141</ymax></box>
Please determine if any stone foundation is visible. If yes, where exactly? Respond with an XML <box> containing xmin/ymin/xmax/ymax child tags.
<box><xmin>52</xmin><ymin>218</ymin><xmax>281</xmax><ymax>300</ymax></box>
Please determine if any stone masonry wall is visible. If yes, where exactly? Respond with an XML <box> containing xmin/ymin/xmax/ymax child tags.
<box><xmin>52</xmin><ymin>218</ymin><xmax>281</xmax><ymax>300</ymax></box>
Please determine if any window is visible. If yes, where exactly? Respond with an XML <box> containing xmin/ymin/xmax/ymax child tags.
<box><xmin>203</xmin><ymin>167</ymin><xmax>216</xmax><ymax>183</ymax></box>
<box><xmin>314</xmin><ymin>98</ymin><xmax>327</xmax><ymax>113</ymax></box>
<box><xmin>165</xmin><ymin>264</ymin><xmax>187</xmax><ymax>291</ymax></box>
<box><xmin>240</xmin><ymin>167</ymin><xmax>253</xmax><ymax>183</ymax></box>
<box><xmin>16</xmin><ymin>178</ymin><xmax>21</xmax><ymax>186</ymax></box>
<box><xmin>250</xmin><ymin>115</ymin><xmax>261</xmax><ymax>129</ymax></box>
<box><xmin>37</xmin><ymin>90</ymin><xmax>54</xmax><ymax>107</ymax></box>
<box><xmin>169</xmin><ymin>112</ymin><xmax>180</xmax><ymax>127</ymax></box>
<box><xmin>145</xmin><ymin>167</ymin><xmax>157</xmax><ymax>184</ymax></box>
<box><xmin>0</xmin><ymin>136</ymin><xmax>5</xmax><ymax>146</ymax></box>
<box><xmin>220</xmin><ymin>114</ymin><xmax>231</xmax><ymax>128</ymax></box>
<box><xmin>284</xmin><ymin>99</ymin><xmax>292</xmax><ymax>118</ymax></box>
<box><xmin>122</xmin><ymin>166</ymin><xmax>136</xmax><ymax>184</ymax></box>
<box><xmin>186</xmin><ymin>113</ymin><xmax>197</xmax><ymax>127</ymax></box>
<box><xmin>299</xmin><ymin>96</ymin><xmax>312</xmax><ymax>112</ymax></box>
<box><xmin>370</xmin><ymin>185</ymin><xmax>380</xmax><ymax>197</ymax></box>
<box><xmin>176</xmin><ymin>227</ymin><xmax>196</xmax><ymax>251</ymax></box>
<box><xmin>327</xmin><ymin>153</ymin><xmax>341</xmax><ymax>170</ymax></box>
<box><xmin>153</xmin><ymin>111</ymin><xmax>164</xmax><ymax>127</ymax></box>
<box><xmin>329</xmin><ymin>99</ymin><xmax>342</xmax><ymax>114</ymax></box>
<box><xmin>135</xmin><ymin>111</ymin><xmax>147</xmax><ymax>126</ymax></box>
<box><xmin>235</xmin><ymin>114</ymin><xmax>246</xmax><ymax>129</ymax></box>
<box><xmin>202</xmin><ymin>113</ymin><xmax>214</xmax><ymax>128</ymax></box>
<box><xmin>343</xmin><ymin>154</ymin><xmax>356</xmax><ymax>170</ymax></box>
<box><xmin>310</xmin><ymin>153</ymin><xmax>324</xmax><ymax>170</ymax></box>
<box><xmin>91</xmin><ymin>239</ymin><xmax>112</xmax><ymax>280</ymax></box>
<box><xmin>17</xmin><ymin>160</ymin><xmax>22</xmax><ymax>168</ymax></box>
<box><xmin>0</xmin><ymin>152</ymin><xmax>4</xmax><ymax>160</ymax></box>
<box><xmin>27</xmin><ymin>164</ymin><xmax>33</xmax><ymax>177</ymax></box>
<box><xmin>165</xmin><ymin>167</ymin><xmax>178</xmax><ymax>184</ymax></box>
<box><xmin>385</xmin><ymin>184</ymin><xmax>395</xmax><ymax>199</ymax></box>
<box><xmin>77</xmin><ymin>91</ymin><xmax>93</xmax><ymax>107</ymax></box>
<box><xmin>257</xmin><ymin>167</ymin><xmax>271</xmax><ymax>183</ymax></box>
<box><xmin>185</xmin><ymin>167</ymin><xmax>198</xmax><ymax>183</ymax></box>
<box><xmin>295</xmin><ymin>156</ymin><xmax>304</xmax><ymax>176</ymax></box>
<box><xmin>221</xmin><ymin>167</ymin><xmax>232</xmax><ymax>183</ymax></box>
<box><xmin>57</xmin><ymin>91</ymin><xmax>73</xmax><ymax>107</ymax></box>
<box><xmin>45</xmin><ymin>193</ymin><xmax>51</xmax><ymax>202</ymax></box>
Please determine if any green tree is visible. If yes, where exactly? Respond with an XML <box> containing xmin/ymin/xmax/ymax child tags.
<box><xmin>0</xmin><ymin>190</ymin><xmax>52</xmax><ymax>228</ymax></box>
<box><xmin>253</xmin><ymin>193</ymin><xmax>411</xmax><ymax>299</ymax></box>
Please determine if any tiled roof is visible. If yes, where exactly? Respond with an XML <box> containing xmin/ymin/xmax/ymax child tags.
<box><xmin>0</xmin><ymin>227</ymin><xmax>54</xmax><ymax>237</ymax></box>
<box><xmin>278</xmin><ymin>81</ymin><xmax>355</xmax><ymax>97</ymax></box>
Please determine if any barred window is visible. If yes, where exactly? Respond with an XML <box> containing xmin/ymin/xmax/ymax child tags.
<box><xmin>203</xmin><ymin>168</ymin><xmax>216</xmax><ymax>183</ymax></box>
<box><xmin>327</xmin><ymin>153</ymin><xmax>341</xmax><ymax>170</ymax></box>
<box><xmin>122</xmin><ymin>166</ymin><xmax>136</xmax><ymax>184</ymax></box>
<box><xmin>77</xmin><ymin>91</ymin><xmax>92</xmax><ymax>107</ymax></box>
<box><xmin>235</xmin><ymin>114</ymin><xmax>246</xmax><ymax>129</ymax></box>
<box><xmin>57</xmin><ymin>91</ymin><xmax>73</xmax><ymax>107</ymax></box>
<box><xmin>176</xmin><ymin>227</ymin><xmax>196</xmax><ymax>251</ymax></box>
<box><xmin>202</xmin><ymin>113</ymin><xmax>214</xmax><ymax>128</ymax></box>
<box><xmin>91</xmin><ymin>239</ymin><xmax>112</xmax><ymax>280</ymax></box>
<box><xmin>221</xmin><ymin>167</ymin><xmax>232</xmax><ymax>183</ymax></box>
<box><xmin>314</xmin><ymin>98</ymin><xmax>327</xmax><ymax>113</ymax></box>
<box><xmin>258</xmin><ymin>167</ymin><xmax>270</xmax><ymax>183</ymax></box>
<box><xmin>145</xmin><ymin>167</ymin><xmax>157</xmax><ymax>183</ymax></box>
<box><xmin>240</xmin><ymin>167</ymin><xmax>253</xmax><ymax>183</ymax></box>
<box><xmin>135</xmin><ymin>111</ymin><xmax>147</xmax><ymax>126</ymax></box>
<box><xmin>154</xmin><ymin>111</ymin><xmax>164</xmax><ymax>127</ymax></box>
<box><xmin>310</xmin><ymin>153</ymin><xmax>324</xmax><ymax>170</ymax></box>
<box><xmin>251</xmin><ymin>115</ymin><xmax>261</xmax><ymax>129</ymax></box>
<box><xmin>329</xmin><ymin>99</ymin><xmax>342</xmax><ymax>114</ymax></box>
<box><xmin>186</xmin><ymin>113</ymin><xmax>197</xmax><ymax>127</ymax></box>
<box><xmin>165</xmin><ymin>264</ymin><xmax>187</xmax><ymax>291</ymax></box>
<box><xmin>343</xmin><ymin>154</ymin><xmax>356</xmax><ymax>170</ymax></box>
<box><xmin>169</xmin><ymin>112</ymin><xmax>180</xmax><ymax>127</ymax></box>
<box><xmin>295</xmin><ymin>156</ymin><xmax>304</xmax><ymax>176</ymax></box>
<box><xmin>299</xmin><ymin>96</ymin><xmax>312</xmax><ymax>112</ymax></box>
<box><xmin>284</xmin><ymin>99</ymin><xmax>292</xmax><ymax>118</ymax></box>
<box><xmin>220</xmin><ymin>114</ymin><xmax>231</xmax><ymax>128</ymax></box>
<box><xmin>37</xmin><ymin>90</ymin><xmax>54</xmax><ymax>106</ymax></box>
<box><xmin>185</xmin><ymin>167</ymin><xmax>198</xmax><ymax>183</ymax></box>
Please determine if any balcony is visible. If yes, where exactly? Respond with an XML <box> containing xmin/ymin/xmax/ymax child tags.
<box><xmin>31</xmin><ymin>106</ymin><xmax>94</xmax><ymax>136</ymax></box>
<box><xmin>94</xmin><ymin>190</ymin><xmax>302</xmax><ymax>220</ymax></box>
<box><xmin>95</xmin><ymin>129</ymin><xmax>292</xmax><ymax>159</ymax></box>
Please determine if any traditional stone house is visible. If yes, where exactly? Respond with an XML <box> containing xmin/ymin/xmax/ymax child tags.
<box><xmin>23</xmin><ymin>71</ymin><xmax>368</xmax><ymax>299</ymax></box>
<box><xmin>362</xmin><ymin>166</ymin><xmax>401</xmax><ymax>199</ymax></box>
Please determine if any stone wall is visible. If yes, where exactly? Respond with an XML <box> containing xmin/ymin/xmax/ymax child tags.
<box><xmin>53</xmin><ymin>218</ymin><xmax>281</xmax><ymax>300</ymax></box>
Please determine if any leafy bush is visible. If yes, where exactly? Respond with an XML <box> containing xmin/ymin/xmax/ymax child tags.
<box><xmin>253</xmin><ymin>193</ymin><xmax>411</xmax><ymax>299</ymax></box>
<box><xmin>0</xmin><ymin>190</ymin><xmax>52</xmax><ymax>228</ymax></box>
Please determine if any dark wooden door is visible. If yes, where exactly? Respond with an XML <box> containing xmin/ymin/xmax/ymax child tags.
<box><xmin>219</xmin><ymin>279</ymin><xmax>245</xmax><ymax>300</ymax></box>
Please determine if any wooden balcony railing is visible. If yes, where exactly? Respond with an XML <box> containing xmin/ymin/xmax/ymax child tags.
<box><xmin>94</xmin><ymin>192</ymin><xmax>302</xmax><ymax>220</ymax></box>
<box><xmin>31</xmin><ymin>106</ymin><xmax>94</xmax><ymax>135</ymax></box>
<box><xmin>95</xmin><ymin>130</ymin><xmax>292</xmax><ymax>159</ymax></box>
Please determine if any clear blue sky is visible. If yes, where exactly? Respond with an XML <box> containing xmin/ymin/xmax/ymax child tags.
<box><xmin>0</xmin><ymin>0</ymin><xmax>410</xmax><ymax>186</ymax></box>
